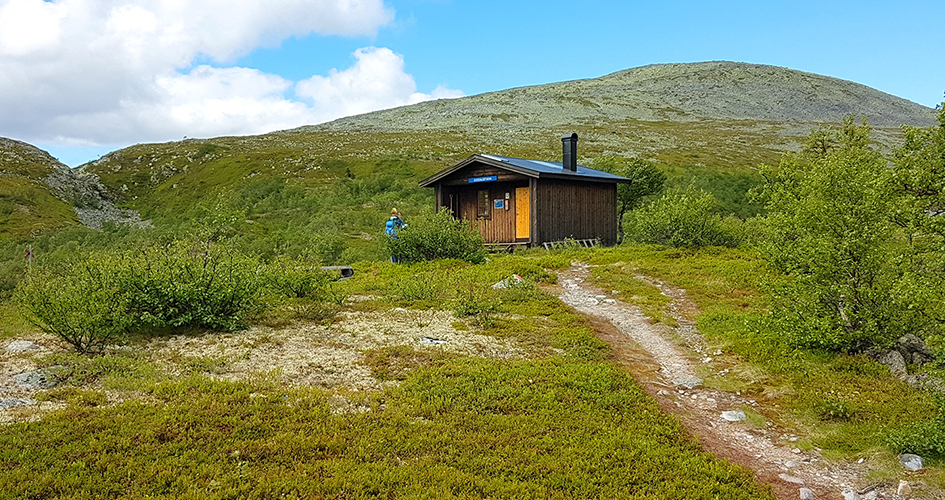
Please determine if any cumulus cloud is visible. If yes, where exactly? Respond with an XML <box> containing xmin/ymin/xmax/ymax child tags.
<box><xmin>0</xmin><ymin>0</ymin><xmax>462</xmax><ymax>147</ymax></box>
<box><xmin>297</xmin><ymin>47</ymin><xmax>465</xmax><ymax>121</ymax></box>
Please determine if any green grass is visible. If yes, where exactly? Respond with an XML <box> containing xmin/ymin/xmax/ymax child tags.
<box><xmin>0</xmin><ymin>363</ymin><xmax>772</xmax><ymax>499</ymax></box>
<box><xmin>0</xmin><ymin>255</ymin><xmax>774</xmax><ymax>500</ymax></box>
<box><xmin>0</xmin><ymin>177</ymin><xmax>78</xmax><ymax>239</ymax></box>
<box><xmin>0</xmin><ymin>302</ymin><xmax>30</xmax><ymax>338</ymax></box>
<box><xmin>557</xmin><ymin>244</ymin><xmax>941</xmax><ymax>458</ymax></box>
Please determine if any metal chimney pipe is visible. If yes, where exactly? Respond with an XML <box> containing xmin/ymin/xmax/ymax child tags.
<box><xmin>562</xmin><ymin>133</ymin><xmax>578</xmax><ymax>172</ymax></box>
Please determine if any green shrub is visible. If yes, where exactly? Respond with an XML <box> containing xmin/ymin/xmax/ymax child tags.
<box><xmin>453</xmin><ymin>286</ymin><xmax>499</xmax><ymax>327</ymax></box>
<box><xmin>16</xmin><ymin>257</ymin><xmax>132</xmax><ymax>353</ymax></box>
<box><xmin>393</xmin><ymin>274</ymin><xmax>443</xmax><ymax>301</ymax></box>
<box><xmin>625</xmin><ymin>187</ymin><xmax>741</xmax><ymax>248</ymax></box>
<box><xmin>118</xmin><ymin>239</ymin><xmax>262</xmax><ymax>331</ymax></box>
<box><xmin>387</xmin><ymin>209</ymin><xmax>486</xmax><ymax>264</ymax></box>
<box><xmin>753</xmin><ymin>119</ymin><xmax>918</xmax><ymax>353</ymax></box>
<box><xmin>16</xmin><ymin>239</ymin><xmax>264</xmax><ymax>352</ymax></box>
<box><xmin>262</xmin><ymin>258</ymin><xmax>335</xmax><ymax>299</ymax></box>
<box><xmin>887</xmin><ymin>420</ymin><xmax>945</xmax><ymax>457</ymax></box>
<box><xmin>258</xmin><ymin>258</ymin><xmax>346</xmax><ymax>322</ymax></box>
<box><xmin>815</xmin><ymin>392</ymin><xmax>855</xmax><ymax>422</ymax></box>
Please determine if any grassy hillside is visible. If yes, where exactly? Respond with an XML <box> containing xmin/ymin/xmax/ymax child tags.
<box><xmin>4</xmin><ymin>61</ymin><xmax>938</xmax><ymax>269</ymax></box>
<box><xmin>0</xmin><ymin>138</ymin><xmax>79</xmax><ymax>239</ymax></box>
<box><xmin>77</xmin><ymin>62</ymin><xmax>937</xmax><ymax>241</ymax></box>
<box><xmin>2</xmin><ymin>63</ymin><xmax>944</xmax><ymax>497</ymax></box>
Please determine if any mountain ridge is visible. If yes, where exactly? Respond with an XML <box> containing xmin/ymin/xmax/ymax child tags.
<box><xmin>305</xmin><ymin>61</ymin><xmax>937</xmax><ymax>134</ymax></box>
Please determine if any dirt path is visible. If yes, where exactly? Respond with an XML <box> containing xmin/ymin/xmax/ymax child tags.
<box><xmin>548</xmin><ymin>263</ymin><xmax>903</xmax><ymax>500</ymax></box>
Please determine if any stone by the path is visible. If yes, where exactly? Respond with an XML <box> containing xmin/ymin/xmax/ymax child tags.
<box><xmin>898</xmin><ymin>480</ymin><xmax>912</xmax><ymax>497</ymax></box>
<box><xmin>720</xmin><ymin>410</ymin><xmax>747</xmax><ymax>422</ymax></box>
<box><xmin>0</xmin><ymin>398</ymin><xmax>35</xmax><ymax>409</ymax></box>
<box><xmin>799</xmin><ymin>487</ymin><xmax>815</xmax><ymax>499</ymax></box>
<box><xmin>841</xmin><ymin>490</ymin><xmax>860</xmax><ymax>500</ymax></box>
<box><xmin>779</xmin><ymin>473</ymin><xmax>805</xmax><ymax>485</ymax></box>
<box><xmin>785</xmin><ymin>460</ymin><xmax>802</xmax><ymax>468</ymax></box>
<box><xmin>12</xmin><ymin>366</ymin><xmax>68</xmax><ymax>389</ymax></box>
<box><xmin>5</xmin><ymin>340</ymin><xmax>40</xmax><ymax>353</ymax></box>
<box><xmin>899</xmin><ymin>453</ymin><xmax>924</xmax><ymax>471</ymax></box>
<box><xmin>673</xmin><ymin>377</ymin><xmax>703</xmax><ymax>389</ymax></box>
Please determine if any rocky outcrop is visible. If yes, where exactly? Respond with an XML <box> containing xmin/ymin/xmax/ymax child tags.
<box><xmin>896</xmin><ymin>334</ymin><xmax>936</xmax><ymax>365</ymax></box>
<box><xmin>869</xmin><ymin>334</ymin><xmax>943</xmax><ymax>391</ymax></box>
<box><xmin>1</xmin><ymin>137</ymin><xmax>148</xmax><ymax>235</ymax></box>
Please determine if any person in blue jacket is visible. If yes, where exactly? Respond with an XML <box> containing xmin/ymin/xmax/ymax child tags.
<box><xmin>385</xmin><ymin>208</ymin><xmax>406</xmax><ymax>263</ymax></box>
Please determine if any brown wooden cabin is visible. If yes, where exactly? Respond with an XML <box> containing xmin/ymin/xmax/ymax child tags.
<box><xmin>418</xmin><ymin>134</ymin><xmax>630</xmax><ymax>248</ymax></box>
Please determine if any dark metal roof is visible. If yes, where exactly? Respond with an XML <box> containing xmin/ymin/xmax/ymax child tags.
<box><xmin>419</xmin><ymin>154</ymin><xmax>629</xmax><ymax>187</ymax></box>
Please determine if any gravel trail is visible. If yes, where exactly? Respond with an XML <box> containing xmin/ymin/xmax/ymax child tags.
<box><xmin>551</xmin><ymin>263</ymin><xmax>914</xmax><ymax>500</ymax></box>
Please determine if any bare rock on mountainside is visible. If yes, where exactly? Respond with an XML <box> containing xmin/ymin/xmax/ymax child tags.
<box><xmin>0</xmin><ymin>137</ymin><xmax>146</xmax><ymax>236</ymax></box>
<box><xmin>0</xmin><ymin>137</ymin><xmax>66</xmax><ymax>181</ymax></box>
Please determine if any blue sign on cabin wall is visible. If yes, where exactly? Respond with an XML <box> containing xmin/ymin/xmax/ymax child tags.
<box><xmin>468</xmin><ymin>175</ymin><xmax>497</xmax><ymax>183</ymax></box>
<box><xmin>494</xmin><ymin>199</ymin><xmax>504</xmax><ymax>209</ymax></box>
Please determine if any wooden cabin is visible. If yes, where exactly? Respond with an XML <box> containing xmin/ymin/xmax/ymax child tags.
<box><xmin>418</xmin><ymin>134</ymin><xmax>630</xmax><ymax>248</ymax></box>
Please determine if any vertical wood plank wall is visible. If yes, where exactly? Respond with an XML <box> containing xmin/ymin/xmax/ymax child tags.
<box><xmin>436</xmin><ymin>176</ymin><xmax>619</xmax><ymax>246</ymax></box>
<box><xmin>537</xmin><ymin>180</ymin><xmax>617</xmax><ymax>245</ymax></box>
<box><xmin>471</xmin><ymin>184</ymin><xmax>517</xmax><ymax>244</ymax></box>
<box><xmin>443</xmin><ymin>185</ymin><xmax>519</xmax><ymax>244</ymax></box>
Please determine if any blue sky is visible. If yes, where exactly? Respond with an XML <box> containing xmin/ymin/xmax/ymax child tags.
<box><xmin>0</xmin><ymin>0</ymin><xmax>941</xmax><ymax>167</ymax></box>
<box><xmin>282</xmin><ymin>0</ymin><xmax>943</xmax><ymax>104</ymax></box>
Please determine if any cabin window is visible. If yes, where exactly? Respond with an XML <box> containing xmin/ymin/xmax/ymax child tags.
<box><xmin>477</xmin><ymin>189</ymin><xmax>491</xmax><ymax>218</ymax></box>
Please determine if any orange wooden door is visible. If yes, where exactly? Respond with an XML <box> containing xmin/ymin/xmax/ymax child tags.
<box><xmin>515</xmin><ymin>187</ymin><xmax>530</xmax><ymax>239</ymax></box>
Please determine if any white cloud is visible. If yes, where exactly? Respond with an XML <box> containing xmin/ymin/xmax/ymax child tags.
<box><xmin>141</xmin><ymin>66</ymin><xmax>314</xmax><ymax>138</ymax></box>
<box><xmin>0</xmin><ymin>0</ymin><xmax>464</xmax><ymax>149</ymax></box>
<box><xmin>297</xmin><ymin>47</ymin><xmax>464</xmax><ymax>121</ymax></box>
<box><xmin>0</xmin><ymin>0</ymin><xmax>67</xmax><ymax>57</ymax></box>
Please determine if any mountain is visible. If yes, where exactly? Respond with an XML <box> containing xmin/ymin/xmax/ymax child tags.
<box><xmin>76</xmin><ymin>62</ymin><xmax>938</xmax><ymax>224</ymax></box>
<box><xmin>303</xmin><ymin>61</ymin><xmax>937</xmax><ymax>161</ymax></box>
<box><xmin>0</xmin><ymin>137</ymin><xmax>81</xmax><ymax>239</ymax></box>
<box><xmin>0</xmin><ymin>138</ymin><xmax>142</xmax><ymax>240</ymax></box>
<box><xmin>317</xmin><ymin>61</ymin><xmax>936</xmax><ymax>131</ymax></box>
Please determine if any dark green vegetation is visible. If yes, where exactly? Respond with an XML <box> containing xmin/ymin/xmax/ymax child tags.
<box><xmin>387</xmin><ymin>209</ymin><xmax>486</xmax><ymax>264</ymax></box>
<box><xmin>0</xmin><ymin>257</ymin><xmax>773</xmax><ymax>500</ymax></box>
<box><xmin>15</xmin><ymin>235</ymin><xmax>353</xmax><ymax>352</ymax></box>
<box><xmin>756</xmin><ymin>113</ymin><xmax>945</xmax><ymax>355</ymax></box>
<box><xmin>624</xmin><ymin>186</ymin><xmax>743</xmax><ymax>249</ymax></box>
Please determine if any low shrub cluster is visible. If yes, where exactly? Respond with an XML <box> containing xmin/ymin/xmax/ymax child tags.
<box><xmin>0</xmin><ymin>359</ymin><xmax>774</xmax><ymax>500</ymax></box>
<box><xmin>120</xmin><ymin>239</ymin><xmax>261</xmax><ymax>331</ymax></box>
<box><xmin>387</xmin><ymin>209</ymin><xmax>486</xmax><ymax>264</ymax></box>
<box><xmin>16</xmin><ymin>256</ymin><xmax>132</xmax><ymax>353</ymax></box>
<box><xmin>887</xmin><ymin>417</ymin><xmax>945</xmax><ymax>457</ymax></box>
<box><xmin>15</xmin><ymin>239</ymin><xmax>341</xmax><ymax>352</ymax></box>
<box><xmin>624</xmin><ymin>187</ymin><xmax>741</xmax><ymax>248</ymax></box>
